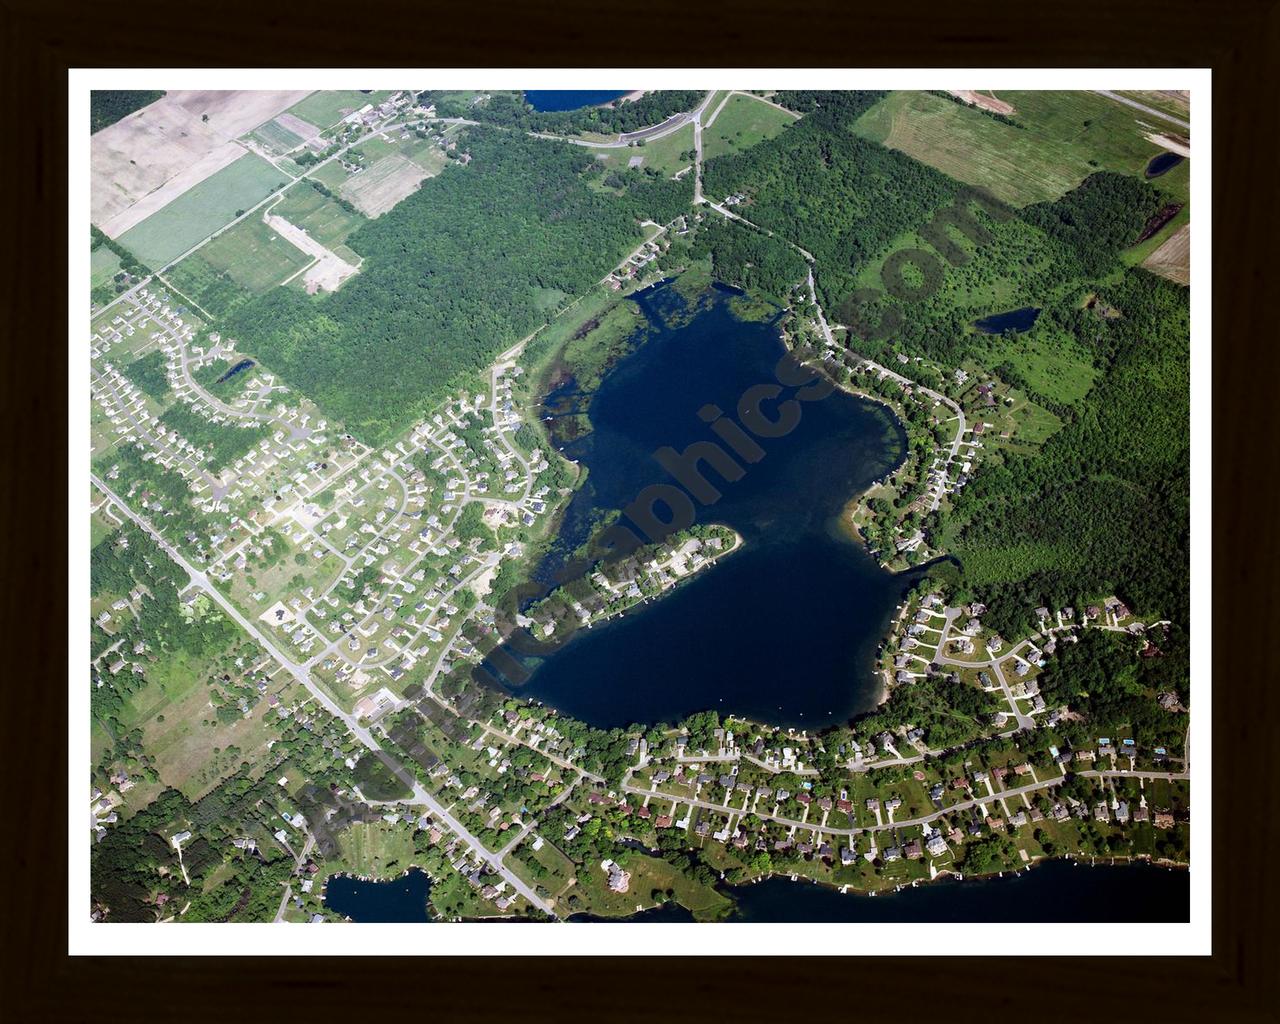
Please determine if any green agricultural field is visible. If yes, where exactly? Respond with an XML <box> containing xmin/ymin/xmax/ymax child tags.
<box><xmin>165</xmin><ymin>214</ymin><xmax>314</xmax><ymax>319</ymax></box>
<box><xmin>285</xmin><ymin>90</ymin><xmax>392</xmax><ymax>131</ymax></box>
<box><xmin>854</xmin><ymin>91</ymin><xmax>1187</xmax><ymax>207</ymax></box>
<box><xmin>702</xmin><ymin>93</ymin><xmax>797</xmax><ymax>161</ymax></box>
<box><xmin>309</xmin><ymin>160</ymin><xmax>353</xmax><ymax>191</ymax></box>
<box><xmin>269</xmin><ymin>185</ymin><xmax>365</xmax><ymax>248</ymax></box>
<box><xmin>117</xmin><ymin>153</ymin><xmax>288</xmax><ymax>268</ymax></box>
<box><xmin>250</xmin><ymin>118</ymin><xmax>305</xmax><ymax>155</ymax></box>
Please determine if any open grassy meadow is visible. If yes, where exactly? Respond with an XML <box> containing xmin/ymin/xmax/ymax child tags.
<box><xmin>117</xmin><ymin>152</ymin><xmax>288</xmax><ymax>267</ymax></box>
<box><xmin>594</xmin><ymin>122</ymin><xmax>696</xmax><ymax>176</ymax></box>
<box><xmin>285</xmin><ymin>90</ymin><xmax>393</xmax><ymax>131</ymax></box>
<box><xmin>854</xmin><ymin>91</ymin><xmax>1188</xmax><ymax>207</ymax></box>
<box><xmin>91</xmin><ymin>246</ymin><xmax>123</xmax><ymax>288</ymax></box>
<box><xmin>702</xmin><ymin>93</ymin><xmax>798</xmax><ymax>161</ymax></box>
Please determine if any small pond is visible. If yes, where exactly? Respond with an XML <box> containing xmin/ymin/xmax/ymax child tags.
<box><xmin>973</xmin><ymin>306</ymin><xmax>1041</xmax><ymax>334</ymax></box>
<box><xmin>1145</xmin><ymin>152</ymin><xmax>1185</xmax><ymax>178</ymax></box>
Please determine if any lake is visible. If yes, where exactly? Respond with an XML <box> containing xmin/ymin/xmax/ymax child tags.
<box><xmin>510</xmin><ymin>282</ymin><xmax>916</xmax><ymax>729</ymax></box>
<box><xmin>324</xmin><ymin>869</ymin><xmax>434</xmax><ymax>922</ymax></box>
<box><xmin>717</xmin><ymin>859</ymin><xmax>1189</xmax><ymax>922</ymax></box>
<box><xmin>1145</xmin><ymin>152</ymin><xmax>1186</xmax><ymax>178</ymax></box>
<box><xmin>525</xmin><ymin>91</ymin><xmax>630</xmax><ymax>112</ymax></box>
<box><xmin>973</xmin><ymin>306</ymin><xmax>1041</xmax><ymax>334</ymax></box>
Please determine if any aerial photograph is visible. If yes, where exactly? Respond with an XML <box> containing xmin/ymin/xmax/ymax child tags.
<box><xmin>84</xmin><ymin>83</ymin><xmax>1193</xmax><ymax>930</ymax></box>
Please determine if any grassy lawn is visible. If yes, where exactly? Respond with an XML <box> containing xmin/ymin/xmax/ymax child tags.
<box><xmin>332</xmin><ymin>822</ymin><xmax>417</xmax><ymax>878</ymax></box>
<box><xmin>853</xmin><ymin>90</ymin><xmax>1188</xmax><ymax>208</ymax></box>
<box><xmin>595</xmin><ymin>122</ymin><xmax>696</xmax><ymax>176</ymax></box>
<box><xmin>118</xmin><ymin>153</ymin><xmax>289</xmax><ymax>267</ymax></box>
<box><xmin>702</xmin><ymin>93</ymin><xmax>797</xmax><ymax>161</ymax></box>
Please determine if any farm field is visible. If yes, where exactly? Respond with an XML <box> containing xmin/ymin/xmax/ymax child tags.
<box><xmin>853</xmin><ymin>90</ymin><xmax>1189</xmax><ymax>207</ymax></box>
<box><xmin>117</xmin><ymin>153</ymin><xmax>288</xmax><ymax>268</ymax></box>
<box><xmin>165</xmin><ymin>213</ymin><xmax>314</xmax><ymax>316</ymax></box>
<box><xmin>702</xmin><ymin>93</ymin><xmax>798</xmax><ymax>161</ymax></box>
<box><xmin>270</xmin><ymin>185</ymin><xmax>366</xmax><ymax>248</ymax></box>
<box><xmin>249</xmin><ymin>118</ymin><xmax>306</xmax><ymax>155</ymax></box>
<box><xmin>1142</xmin><ymin>223</ymin><xmax>1191</xmax><ymax>285</ymax></box>
<box><xmin>286</xmin><ymin>90</ymin><xmax>393</xmax><ymax>131</ymax></box>
<box><xmin>339</xmin><ymin>154</ymin><xmax>433</xmax><ymax>217</ymax></box>
<box><xmin>92</xmin><ymin>90</ymin><xmax>309</xmax><ymax>235</ymax></box>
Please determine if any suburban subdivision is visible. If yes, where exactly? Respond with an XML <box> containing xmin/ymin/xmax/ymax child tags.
<box><xmin>86</xmin><ymin>86</ymin><xmax>1192</xmax><ymax>924</ymax></box>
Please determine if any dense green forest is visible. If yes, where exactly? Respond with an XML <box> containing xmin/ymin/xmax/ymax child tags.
<box><xmin>90</xmin><ymin>90</ymin><xmax>164</xmax><ymax>133</ymax></box>
<box><xmin>225</xmin><ymin>129</ymin><xmax>648</xmax><ymax>446</ymax></box>
<box><xmin>425</xmin><ymin>90</ymin><xmax>705</xmax><ymax>136</ymax></box>
<box><xmin>1022</xmin><ymin>172</ymin><xmax>1171</xmax><ymax>277</ymax></box>
<box><xmin>122</xmin><ymin>350</ymin><xmax>170</xmax><ymax>402</ymax></box>
<box><xmin>688</xmin><ymin>217</ymin><xmax>809</xmax><ymax>302</ymax></box>
<box><xmin>939</xmin><ymin>270</ymin><xmax>1189</xmax><ymax>639</ymax></box>
<box><xmin>701</xmin><ymin>92</ymin><xmax>958</xmax><ymax>310</ymax></box>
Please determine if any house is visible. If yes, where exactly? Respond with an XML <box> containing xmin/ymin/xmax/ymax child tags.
<box><xmin>882</xmin><ymin>845</ymin><xmax>902</xmax><ymax>862</ymax></box>
<box><xmin>655</xmin><ymin>815</ymin><xmax>673</xmax><ymax>829</ymax></box>
<box><xmin>1154</xmin><ymin>812</ymin><xmax>1175</xmax><ymax>829</ymax></box>
<box><xmin>841</xmin><ymin>846</ymin><xmax>856</xmax><ymax>866</ymax></box>
<box><xmin>904</xmin><ymin>839</ymin><xmax>923</xmax><ymax>859</ymax></box>
<box><xmin>925</xmin><ymin>834</ymin><xmax>948</xmax><ymax>857</ymax></box>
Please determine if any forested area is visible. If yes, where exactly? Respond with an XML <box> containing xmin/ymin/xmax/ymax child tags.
<box><xmin>224</xmin><ymin>129</ymin><xmax>646</xmax><ymax>446</ymax></box>
<box><xmin>852</xmin><ymin>673</ymin><xmax>1001</xmax><ymax>749</ymax></box>
<box><xmin>1022</xmin><ymin>172</ymin><xmax>1171</xmax><ymax>277</ymax></box>
<box><xmin>1037</xmin><ymin>628</ymin><xmax>1188</xmax><ymax>751</ymax></box>
<box><xmin>426</xmin><ymin>90</ymin><xmax>706</xmax><ymax>137</ymax></box>
<box><xmin>701</xmin><ymin>92</ymin><xmax>958</xmax><ymax>310</ymax></box>
<box><xmin>941</xmin><ymin>270</ymin><xmax>1189</xmax><ymax>639</ymax></box>
<box><xmin>90</xmin><ymin>90</ymin><xmax>164</xmax><ymax>133</ymax></box>
<box><xmin>122</xmin><ymin>350</ymin><xmax>170</xmax><ymax>402</ymax></box>
<box><xmin>688</xmin><ymin>217</ymin><xmax>808</xmax><ymax>302</ymax></box>
<box><xmin>158</xmin><ymin>401</ymin><xmax>267</xmax><ymax>470</ymax></box>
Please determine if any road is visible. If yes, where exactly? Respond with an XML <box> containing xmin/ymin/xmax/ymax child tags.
<box><xmin>706</xmin><ymin>199</ymin><xmax>967</xmax><ymax>512</ymax></box>
<box><xmin>89</xmin><ymin>473</ymin><xmax>555</xmax><ymax>917</ymax></box>
<box><xmin>1093</xmin><ymin>90</ymin><xmax>1190</xmax><ymax>131</ymax></box>
<box><xmin>625</xmin><ymin>764</ymin><xmax>1187</xmax><ymax>842</ymax></box>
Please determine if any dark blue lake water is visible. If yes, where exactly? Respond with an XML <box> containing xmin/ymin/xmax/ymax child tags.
<box><xmin>510</xmin><ymin>283</ymin><xmax>916</xmax><ymax>729</ymax></box>
<box><xmin>1145</xmin><ymin>152</ymin><xmax>1185</xmax><ymax>178</ymax></box>
<box><xmin>718</xmin><ymin>859</ymin><xmax>1189</xmax><ymax>922</ymax></box>
<box><xmin>525</xmin><ymin>91</ymin><xmax>630</xmax><ymax>112</ymax></box>
<box><xmin>974</xmin><ymin>306</ymin><xmax>1041</xmax><ymax>334</ymax></box>
<box><xmin>324</xmin><ymin>869</ymin><xmax>433</xmax><ymax>922</ymax></box>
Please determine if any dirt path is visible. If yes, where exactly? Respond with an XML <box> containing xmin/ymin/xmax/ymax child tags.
<box><xmin>264</xmin><ymin>212</ymin><xmax>359</xmax><ymax>293</ymax></box>
<box><xmin>948</xmin><ymin>90</ymin><xmax>1016</xmax><ymax>115</ymax></box>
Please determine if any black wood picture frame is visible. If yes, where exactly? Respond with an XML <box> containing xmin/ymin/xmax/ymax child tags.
<box><xmin>4</xmin><ymin>0</ymin><xmax>1274</xmax><ymax>1017</ymax></box>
